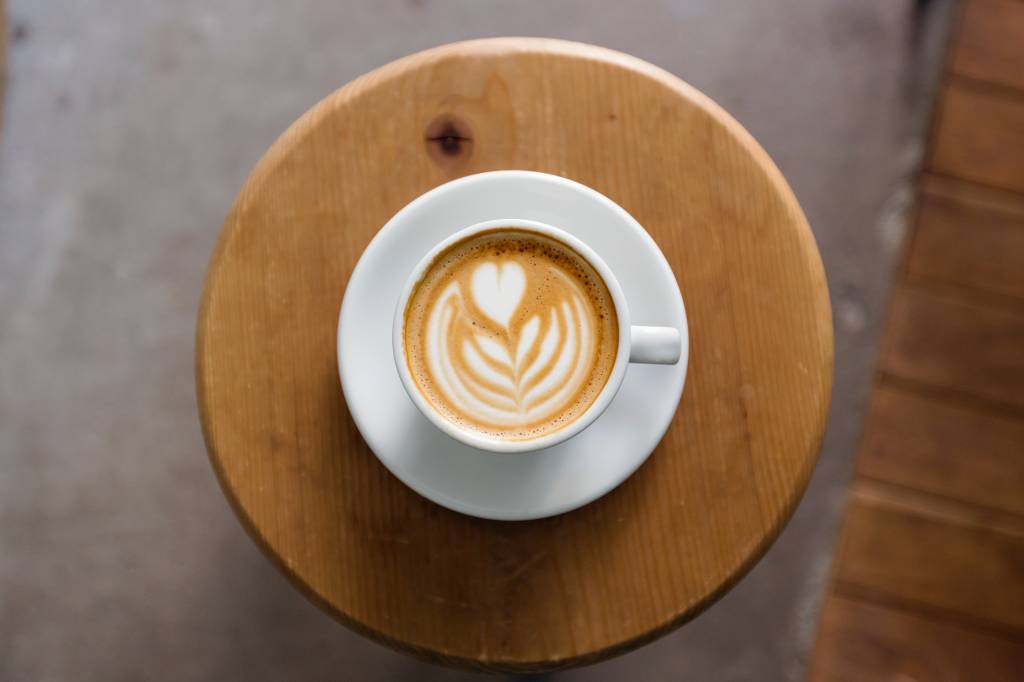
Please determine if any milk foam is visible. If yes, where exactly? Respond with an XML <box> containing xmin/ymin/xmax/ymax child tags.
<box><xmin>404</xmin><ymin>229</ymin><xmax>618</xmax><ymax>441</ymax></box>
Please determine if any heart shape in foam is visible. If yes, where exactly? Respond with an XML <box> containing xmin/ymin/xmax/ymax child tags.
<box><xmin>470</xmin><ymin>261</ymin><xmax>526</xmax><ymax>328</ymax></box>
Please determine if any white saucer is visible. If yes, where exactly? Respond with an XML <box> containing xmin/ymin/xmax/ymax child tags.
<box><xmin>337</xmin><ymin>171</ymin><xmax>688</xmax><ymax>520</ymax></box>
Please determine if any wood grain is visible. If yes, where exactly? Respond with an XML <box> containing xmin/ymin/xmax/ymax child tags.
<box><xmin>859</xmin><ymin>385</ymin><xmax>1024</xmax><ymax>517</ymax></box>
<box><xmin>930</xmin><ymin>83</ymin><xmax>1024</xmax><ymax>194</ymax></box>
<box><xmin>834</xmin><ymin>486</ymin><xmax>1024</xmax><ymax>633</ymax></box>
<box><xmin>809</xmin><ymin>6</ymin><xmax>1024</xmax><ymax>679</ymax></box>
<box><xmin>195</xmin><ymin>39</ymin><xmax>832</xmax><ymax>671</ymax></box>
<box><xmin>809</xmin><ymin>596</ymin><xmax>1024</xmax><ymax>682</ymax></box>
<box><xmin>952</xmin><ymin>0</ymin><xmax>1024</xmax><ymax>92</ymax></box>
<box><xmin>883</xmin><ymin>285</ymin><xmax>1024</xmax><ymax>411</ymax></box>
<box><xmin>909</xmin><ymin>182</ymin><xmax>1024</xmax><ymax>300</ymax></box>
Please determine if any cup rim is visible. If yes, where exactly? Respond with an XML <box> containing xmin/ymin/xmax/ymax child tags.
<box><xmin>392</xmin><ymin>218</ymin><xmax>632</xmax><ymax>454</ymax></box>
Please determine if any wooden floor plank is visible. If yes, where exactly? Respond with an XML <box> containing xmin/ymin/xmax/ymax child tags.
<box><xmin>810</xmin><ymin>2</ymin><xmax>1024</xmax><ymax>679</ymax></box>
<box><xmin>833</xmin><ymin>491</ymin><xmax>1024</xmax><ymax>632</ymax></box>
<box><xmin>924</xmin><ymin>174</ymin><xmax>1024</xmax><ymax>215</ymax></box>
<box><xmin>909</xmin><ymin>186</ymin><xmax>1024</xmax><ymax>300</ymax></box>
<box><xmin>952</xmin><ymin>0</ymin><xmax>1024</xmax><ymax>92</ymax></box>
<box><xmin>858</xmin><ymin>385</ymin><xmax>1024</xmax><ymax>516</ymax></box>
<box><xmin>930</xmin><ymin>83</ymin><xmax>1024</xmax><ymax>194</ymax></box>
<box><xmin>809</xmin><ymin>595</ymin><xmax>1024</xmax><ymax>682</ymax></box>
<box><xmin>883</xmin><ymin>285</ymin><xmax>1024</xmax><ymax>410</ymax></box>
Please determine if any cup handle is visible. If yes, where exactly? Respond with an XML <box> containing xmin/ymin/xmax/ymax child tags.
<box><xmin>629</xmin><ymin>326</ymin><xmax>682</xmax><ymax>365</ymax></box>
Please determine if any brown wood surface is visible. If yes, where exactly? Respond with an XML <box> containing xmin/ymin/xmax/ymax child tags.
<box><xmin>883</xmin><ymin>285</ymin><xmax>1024</xmax><ymax>411</ymax></box>
<box><xmin>909</xmin><ymin>180</ymin><xmax>1024</xmax><ymax>300</ymax></box>
<box><xmin>810</xmin><ymin>1</ymin><xmax>1024</xmax><ymax>678</ymax></box>
<box><xmin>952</xmin><ymin>0</ymin><xmax>1024</xmax><ymax>92</ymax></box>
<box><xmin>195</xmin><ymin>39</ymin><xmax>833</xmax><ymax>671</ymax></box>
<box><xmin>809</xmin><ymin>596</ymin><xmax>1024</xmax><ymax>682</ymax></box>
<box><xmin>930</xmin><ymin>83</ymin><xmax>1024</xmax><ymax>194</ymax></box>
<box><xmin>834</xmin><ymin>485</ymin><xmax>1024</xmax><ymax>633</ymax></box>
<box><xmin>859</xmin><ymin>385</ymin><xmax>1024</xmax><ymax>516</ymax></box>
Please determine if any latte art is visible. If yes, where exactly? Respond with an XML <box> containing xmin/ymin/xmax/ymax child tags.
<box><xmin>403</xmin><ymin>229</ymin><xmax>619</xmax><ymax>441</ymax></box>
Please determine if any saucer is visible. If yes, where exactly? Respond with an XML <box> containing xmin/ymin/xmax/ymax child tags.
<box><xmin>337</xmin><ymin>171</ymin><xmax>688</xmax><ymax>520</ymax></box>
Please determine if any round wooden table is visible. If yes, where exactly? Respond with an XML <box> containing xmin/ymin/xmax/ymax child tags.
<box><xmin>197</xmin><ymin>38</ymin><xmax>832</xmax><ymax>673</ymax></box>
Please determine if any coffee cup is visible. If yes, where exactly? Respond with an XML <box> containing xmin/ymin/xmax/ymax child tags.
<box><xmin>393</xmin><ymin>218</ymin><xmax>681</xmax><ymax>454</ymax></box>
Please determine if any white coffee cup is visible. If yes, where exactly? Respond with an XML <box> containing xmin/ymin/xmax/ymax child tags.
<box><xmin>393</xmin><ymin>218</ymin><xmax>682</xmax><ymax>454</ymax></box>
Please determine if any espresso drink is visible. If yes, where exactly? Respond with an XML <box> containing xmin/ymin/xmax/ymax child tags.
<box><xmin>403</xmin><ymin>229</ymin><xmax>619</xmax><ymax>441</ymax></box>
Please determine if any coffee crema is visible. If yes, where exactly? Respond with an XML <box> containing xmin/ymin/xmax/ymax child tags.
<box><xmin>403</xmin><ymin>229</ymin><xmax>619</xmax><ymax>441</ymax></box>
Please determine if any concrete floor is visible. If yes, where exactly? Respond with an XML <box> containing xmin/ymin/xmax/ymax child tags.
<box><xmin>0</xmin><ymin>2</ymin><xmax>953</xmax><ymax>680</ymax></box>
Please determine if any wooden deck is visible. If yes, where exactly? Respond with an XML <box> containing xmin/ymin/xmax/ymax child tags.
<box><xmin>807</xmin><ymin>1</ymin><xmax>1024</xmax><ymax>679</ymax></box>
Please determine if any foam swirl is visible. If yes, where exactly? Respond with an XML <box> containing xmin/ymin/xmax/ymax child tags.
<box><xmin>403</xmin><ymin>230</ymin><xmax>618</xmax><ymax>441</ymax></box>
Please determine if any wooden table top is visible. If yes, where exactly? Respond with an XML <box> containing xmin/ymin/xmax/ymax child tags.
<box><xmin>196</xmin><ymin>38</ymin><xmax>833</xmax><ymax>673</ymax></box>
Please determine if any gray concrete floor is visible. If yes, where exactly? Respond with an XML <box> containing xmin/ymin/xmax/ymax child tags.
<box><xmin>0</xmin><ymin>1</ymin><xmax>954</xmax><ymax>680</ymax></box>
